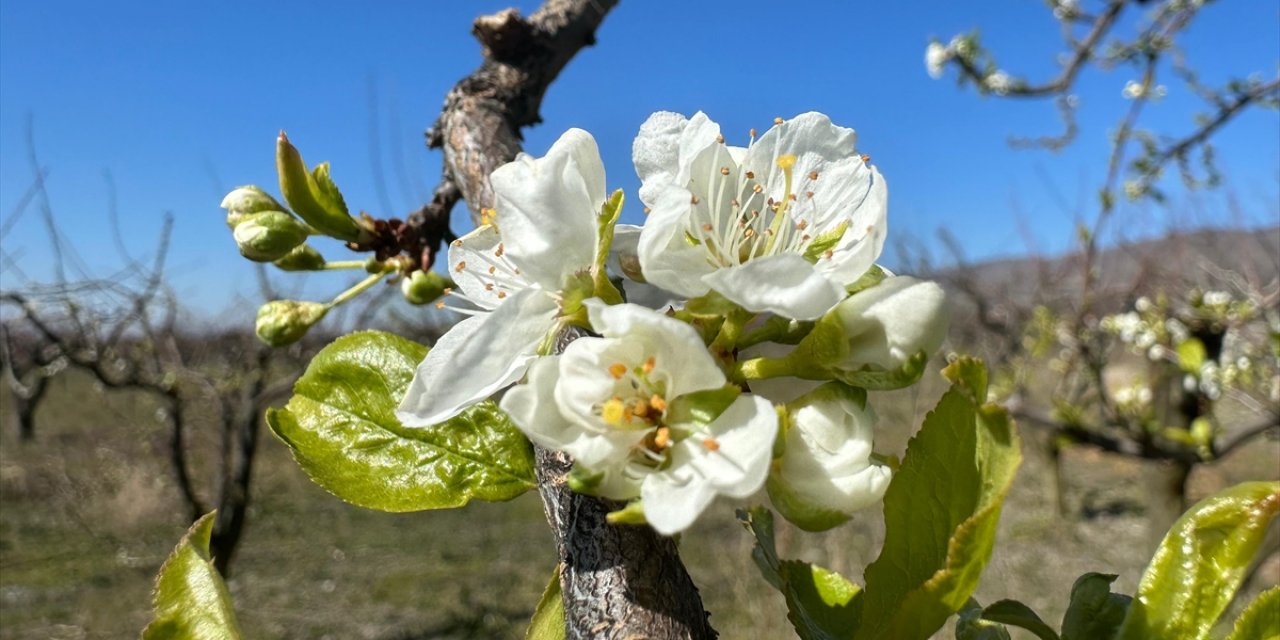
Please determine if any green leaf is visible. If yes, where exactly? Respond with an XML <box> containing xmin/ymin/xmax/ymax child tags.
<box><xmin>276</xmin><ymin>132</ymin><xmax>364</xmax><ymax>242</ymax></box>
<box><xmin>981</xmin><ymin>600</ymin><xmax>1059</xmax><ymax>640</ymax></box>
<box><xmin>956</xmin><ymin>600</ymin><xmax>1012</xmax><ymax>640</ymax></box>
<box><xmin>854</xmin><ymin>357</ymin><xmax>1022</xmax><ymax>640</ymax></box>
<box><xmin>1226</xmin><ymin>587</ymin><xmax>1280</xmax><ymax>640</ymax></box>
<box><xmin>267</xmin><ymin>330</ymin><xmax>536</xmax><ymax>511</ymax></box>
<box><xmin>1115</xmin><ymin>481</ymin><xmax>1280</xmax><ymax>640</ymax></box>
<box><xmin>1177</xmin><ymin>337</ymin><xmax>1207</xmax><ymax>373</ymax></box>
<box><xmin>526</xmin><ymin>567</ymin><xmax>566</xmax><ymax>640</ymax></box>
<box><xmin>310</xmin><ymin>162</ymin><xmax>350</xmax><ymax>218</ymax></box>
<box><xmin>1060</xmin><ymin>573</ymin><xmax>1131</xmax><ymax>640</ymax></box>
<box><xmin>739</xmin><ymin>507</ymin><xmax>861</xmax><ymax>640</ymax></box>
<box><xmin>142</xmin><ymin>512</ymin><xmax>243</xmax><ymax>640</ymax></box>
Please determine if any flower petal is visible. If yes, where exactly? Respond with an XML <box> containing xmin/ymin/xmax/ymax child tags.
<box><xmin>633</xmin><ymin>111</ymin><xmax>721</xmax><ymax>207</ymax></box>
<box><xmin>835</xmin><ymin>276</ymin><xmax>949</xmax><ymax>370</ymax></box>
<box><xmin>585</xmin><ymin>300</ymin><xmax>724</xmax><ymax>398</ymax></box>
<box><xmin>491</xmin><ymin>128</ymin><xmax>603</xmax><ymax>289</ymax></box>
<box><xmin>703</xmin><ymin>254</ymin><xmax>845</xmax><ymax>320</ymax></box>
<box><xmin>448</xmin><ymin>224</ymin><xmax>529</xmax><ymax>310</ymax></box>
<box><xmin>396</xmin><ymin>288</ymin><xmax>557</xmax><ymax>426</ymax></box>
<box><xmin>689</xmin><ymin>393</ymin><xmax>778</xmax><ymax>497</ymax></box>
<box><xmin>637</xmin><ymin>186</ymin><xmax>715</xmax><ymax>298</ymax></box>
<box><xmin>640</xmin><ymin>466</ymin><xmax>717</xmax><ymax>536</ymax></box>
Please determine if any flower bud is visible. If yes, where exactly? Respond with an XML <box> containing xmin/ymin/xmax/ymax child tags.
<box><xmin>233</xmin><ymin>211</ymin><xmax>310</xmax><ymax>262</ymax></box>
<box><xmin>272</xmin><ymin>244</ymin><xmax>327</xmax><ymax>271</ymax></box>
<box><xmin>255</xmin><ymin>300</ymin><xmax>328</xmax><ymax>347</ymax></box>
<box><xmin>276</xmin><ymin>132</ymin><xmax>366</xmax><ymax>243</ymax></box>
<box><xmin>832</xmin><ymin>276</ymin><xmax>949</xmax><ymax>372</ymax></box>
<box><xmin>221</xmin><ymin>185</ymin><xmax>286</xmax><ymax>229</ymax></box>
<box><xmin>767</xmin><ymin>383</ymin><xmax>891</xmax><ymax>531</ymax></box>
<box><xmin>400</xmin><ymin>270</ymin><xmax>450</xmax><ymax>305</ymax></box>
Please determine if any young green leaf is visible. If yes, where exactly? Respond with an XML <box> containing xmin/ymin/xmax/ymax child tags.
<box><xmin>142</xmin><ymin>512</ymin><xmax>243</xmax><ymax>640</ymax></box>
<box><xmin>980</xmin><ymin>600</ymin><xmax>1059</xmax><ymax>640</ymax></box>
<box><xmin>854</xmin><ymin>357</ymin><xmax>1022</xmax><ymax>640</ymax></box>
<box><xmin>739</xmin><ymin>507</ymin><xmax>861</xmax><ymax>640</ymax></box>
<box><xmin>1059</xmin><ymin>572</ymin><xmax>1131</xmax><ymax>640</ymax></box>
<box><xmin>1225</xmin><ymin>586</ymin><xmax>1279</xmax><ymax>640</ymax></box>
<box><xmin>1115</xmin><ymin>481</ymin><xmax>1280</xmax><ymax>640</ymax></box>
<box><xmin>267</xmin><ymin>330</ymin><xmax>537</xmax><ymax>511</ymax></box>
<box><xmin>526</xmin><ymin>566</ymin><xmax>566</xmax><ymax>640</ymax></box>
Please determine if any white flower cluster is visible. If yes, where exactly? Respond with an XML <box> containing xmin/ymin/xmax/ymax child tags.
<box><xmin>396</xmin><ymin>113</ymin><xmax>950</xmax><ymax>534</ymax></box>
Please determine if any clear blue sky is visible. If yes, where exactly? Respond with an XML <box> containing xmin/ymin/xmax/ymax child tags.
<box><xmin>2</xmin><ymin>1</ymin><xmax>1277</xmax><ymax>314</ymax></box>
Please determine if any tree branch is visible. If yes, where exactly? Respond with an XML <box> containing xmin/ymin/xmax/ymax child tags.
<box><xmin>425</xmin><ymin>2</ymin><xmax>716</xmax><ymax>637</ymax></box>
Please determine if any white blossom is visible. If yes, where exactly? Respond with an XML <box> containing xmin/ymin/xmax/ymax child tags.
<box><xmin>633</xmin><ymin>111</ymin><xmax>887</xmax><ymax>321</ymax></box>
<box><xmin>397</xmin><ymin>129</ymin><xmax>607</xmax><ymax>426</ymax></box>
<box><xmin>986</xmin><ymin>71</ymin><xmax>1013</xmax><ymax>95</ymax></box>
<box><xmin>925</xmin><ymin>42</ymin><xmax>951</xmax><ymax>79</ymax></box>
<box><xmin>500</xmin><ymin>301</ymin><xmax>777</xmax><ymax>535</ymax></box>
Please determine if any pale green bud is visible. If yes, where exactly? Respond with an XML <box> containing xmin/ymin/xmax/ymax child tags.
<box><xmin>400</xmin><ymin>270</ymin><xmax>450</xmax><ymax>305</ymax></box>
<box><xmin>255</xmin><ymin>300</ymin><xmax>328</xmax><ymax>347</ymax></box>
<box><xmin>221</xmin><ymin>185</ymin><xmax>286</xmax><ymax>229</ymax></box>
<box><xmin>832</xmin><ymin>276</ymin><xmax>949</xmax><ymax>372</ymax></box>
<box><xmin>272</xmin><ymin>244</ymin><xmax>327</xmax><ymax>271</ymax></box>
<box><xmin>276</xmin><ymin>132</ymin><xmax>367</xmax><ymax>243</ymax></box>
<box><xmin>233</xmin><ymin>211</ymin><xmax>310</xmax><ymax>262</ymax></box>
<box><xmin>767</xmin><ymin>383</ymin><xmax>890</xmax><ymax>532</ymax></box>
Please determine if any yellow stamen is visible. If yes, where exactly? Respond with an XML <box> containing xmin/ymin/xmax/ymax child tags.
<box><xmin>642</xmin><ymin>356</ymin><xmax>656</xmax><ymax>374</ymax></box>
<box><xmin>602</xmin><ymin>397</ymin><xmax>625</xmax><ymax>426</ymax></box>
<box><xmin>654</xmin><ymin>426</ymin><xmax>671</xmax><ymax>449</ymax></box>
<box><xmin>494</xmin><ymin>243</ymin><xmax>505</xmax><ymax>257</ymax></box>
<box><xmin>649</xmin><ymin>394</ymin><xmax>667</xmax><ymax>413</ymax></box>
<box><xmin>720</xmin><ymin>166</ymin><xmax>730</xmax><ymax>176</ymax></box>
<box><xmin>702</xmin><ymin>437</ymin><xmax>720</xmax><ymax>452</ymax></box>
<box><xmin>454</xmin><ymin>261</ymin><xmax>466</xmax><ymax>272</ymax></box>
<box><xmin>497</xmin><ymin>291</ymin><xmax>506</xmax><ymax>299</ymax></box>
<box><xmin>608</xmin><ymin>363</ymin><xmax>627</xmax><ymax>379</ymax></box>
<box><xmin>773</xmin><ymin>116</ymin><xmax>784</xmax><ymax>125</ymax></box>
<box><xmin>808</xmin><ymin>170</ymin><xmax>819</xmax><ymax>181</ymax></box>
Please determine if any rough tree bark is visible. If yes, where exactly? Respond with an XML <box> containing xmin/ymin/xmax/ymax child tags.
<box><xmin>422</xmin><ymin>2</ymin><xmax>718</xmax><ymax>637</ymax></box>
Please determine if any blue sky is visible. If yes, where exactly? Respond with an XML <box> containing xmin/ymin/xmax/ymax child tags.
<box><xmin>2</xmin><ymin>1</ymin><xmax>1277</xmax><ymax>314</ymax></box>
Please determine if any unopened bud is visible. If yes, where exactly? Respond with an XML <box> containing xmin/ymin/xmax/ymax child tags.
<box><xmin>272</xmin><ymin>244</ymin><xmax>327</xmax><ymax>271</ymax></box>
<box><xmin>255</xmin><ymin>300</ymin><xmax>328</xmax><ymax>347</ymax></box>
<box><xmin>832</xmin><ymin>276</ymin><xmax>949</xmax><ymax>372</ymax></box>
<box><xmin>276</xmin><ymin>132</ymin><xmax>366</xmax><ymax>243</ymax></box>
<box><xmin>767</xmin><ymin>383</ymin><xmax>891</xmax><ymax>531</ymax></box>
<box><xmin>400</xmin><ymin>270</ymin><xmax>450</xmax><ymax>305</ymax></box>
<box><xmin>221</xmin><ymin>185</ymin><xmax>286</xmax><ymax>229</ymax></box>
<box><xmin>233</xmin><ymin>211</ymin><xmax>310</xmax><ymax>262</ymax></box>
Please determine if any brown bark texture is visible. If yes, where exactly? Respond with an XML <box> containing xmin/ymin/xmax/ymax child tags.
<box><xmin>425</xmin><ymin>2</ymin><xmax>718</xmax><ymax>637</ymax></box>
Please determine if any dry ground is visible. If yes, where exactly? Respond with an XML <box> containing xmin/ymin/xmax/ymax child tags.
<box><xmin>1</xmin><ymin>368</ymin><xmax>1277</xmax><ymax>639</ymax></box>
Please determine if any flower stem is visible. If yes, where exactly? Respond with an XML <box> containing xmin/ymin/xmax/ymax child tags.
<box><xmin>709</xmin><ymin>308</ymin><xmax>751</xmax><ymax>355</ymax></box>
<box><xmin>328</xmin><ymin>268</ymin><xmax>392</xmax><ymax>308</ymax></box>
<box><xmin>321</xmin><ymin>260</ymin><xmax>369</xmax><ymax>271</ymax></box>
<box><xmin>735</xmin><ymin>356</ymin><xmax>801</xmax><ymax>381</ymax></box>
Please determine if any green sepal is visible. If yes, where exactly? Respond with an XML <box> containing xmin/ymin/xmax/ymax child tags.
<box><xmin>683</xmin><ymin>290</ymin><xmax>741</xmax><ymax>318</ymax></box>
<box><xmin>1115</xmin><ymin>481</ymin><xmax>1280</xmax><ymax>640</ymax></box>
<box><xmin>527</xmin><ymin>566</ymin><xmax>566</xmax><ymax>640</ymax></box>
<box><xmin>739</xmin><ymin>507</ymin><xmax>862</xmax><ymax>640</ymax></box>
<box><xmin>845</xmin><ymin>265</ymin><xmax>889</xmax><ymax>295</ymax></box>
<box><xmin>665</xmin><ymin>384</ymin><xmax>742</xmax><ymax>427</ymax></box>
<box><xmin>832</xmin><ymin>350</ymin><xmax>930</xmax><ymax>391</ymax></box>
<box><xmin>766</xmin><ymin>473</ymin><xmax>852</xmax><ymax>533</ymax></box>
<box><xmin>1060</xmin><ymin>573</ymin><xmax>1131</xmax><ymax>640</ymax></box>
<box><xmin>267</xmin><ymin>330</ymin><xmax>537</xmax><ymax>511</ymax></box>
<box><xmin>802</xmin><ymin>221</ymin><xmax>849</xmax><ymax>263</ymax></box>
<box><xmin>590</xmin><ymin>189</ymin><xmax>626</xmax><ymax>305</ymax></box>
<box><xmin>605</xmin><ymin>500</ymin><xmax>648</xmax><ymax>525</ymax></box>
<box><xmin>566</xmin><ymin>467</ymin><xmax>605</xmax><ymax>494</ymax></box>
<box><xmin>854</xmin><ymin>356</ymin><xmax>1021</xmax><ymax>640</ymax></box>
<box><xmin>1225</xmin><ymin>586</ymin><xmax>1280</xmax><ymax>640</ymax></box>
<box><xmin>142</xmin><ymin>512</ymin><xmax>243</xmax><ymax>640</ymax></box>
<box><xmin>276</xmin><ymin>132</ymin><xmax>367</xmax><ymax>243</ymax></box>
